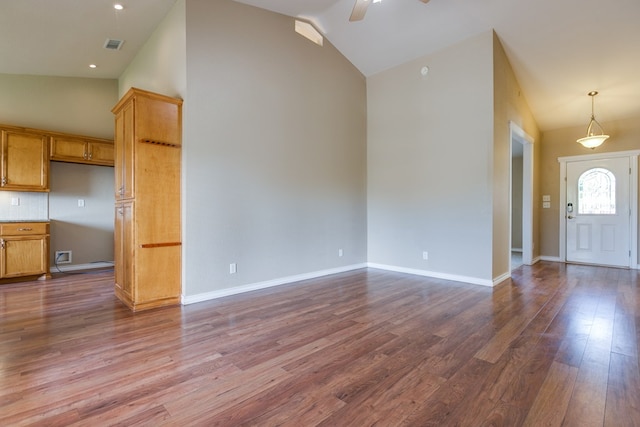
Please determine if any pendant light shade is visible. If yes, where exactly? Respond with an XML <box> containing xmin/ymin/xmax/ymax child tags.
<box><xmin>577</xmin><ymin>91</ymin><xmax>609</xmax><ymax>149</ymax></box>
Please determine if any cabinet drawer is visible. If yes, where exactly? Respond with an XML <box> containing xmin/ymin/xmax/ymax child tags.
<box><xmin>0</xmin><ymin>222</ymin><xmax>49</xmax><ymax>236</ymax></box>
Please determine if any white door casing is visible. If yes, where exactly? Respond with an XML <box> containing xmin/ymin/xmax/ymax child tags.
<box><xmin>510</xmin><ymin>122</ymin><xmax>534</xmax><ymax>268</ymax></box>
<box><xmin>566</xmin><ymin>157</ymin><xmax>630</xmax><ymax>267</ymax></box>
<box><xmin>559</xmin><ymin>150</ymin><xmax>639</xmax><ymax>269</ymax></box>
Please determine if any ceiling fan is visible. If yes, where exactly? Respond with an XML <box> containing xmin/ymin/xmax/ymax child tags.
<box><xmin>350</xmin><ymin>0</ymin><xmax>430</xmax><ymax>22</ymax></box>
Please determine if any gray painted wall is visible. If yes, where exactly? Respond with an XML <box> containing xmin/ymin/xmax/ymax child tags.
<box><xmin>367</xmin><ymin>32</ymin><xmax>495</xmax><ymax>283</ymax></box>
<box><xmin>511</xmin><ymin>154</ymin><xmax>523</xmax><ymax>249</ymax></box>
<box><xmin>121</xmin><ymin>0</ymin><xmax>368</xmax><ymax>297</ymax></box>
<box><xmin>49</xmin><ymin>162</ymin><xmax>115</xmax><ymax>268</ymax></box>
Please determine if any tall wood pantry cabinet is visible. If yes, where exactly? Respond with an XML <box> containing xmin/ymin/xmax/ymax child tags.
<box><xmin>112</xmin><ymin>88</ymin><xmax>183</xmax><ymax>311</ymax></box>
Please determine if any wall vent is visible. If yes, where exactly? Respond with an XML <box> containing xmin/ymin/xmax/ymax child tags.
<box><xmin>55</xmin><ymin>250</ymin><xmax>72</xmax><ymax>265</ymax></box>
<box><xmin>104</xmin><ymin>38</ymin><xmax>124</xmax><ymax>50</ymax></box>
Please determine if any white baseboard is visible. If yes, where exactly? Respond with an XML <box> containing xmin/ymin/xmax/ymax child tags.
<box><xmin>182</xmin><ymin>263</ymin><xmax>368</xmax><ymax>305</ymax></box>
<box><xmin>493</xmin><ymin>271</ymin><xmax>511</xmax><ymax>286</ymax></box>
<box><xmin>539</xmin><ymin>256</ymin><xmax>562</xmax><ymax>263</ymax></box>
<box><xmin>51</xmin><ymin>262</ymin><xmax>114</xmax><ymax>273</ymax></box>
<box><xmin>367</xmin><ymin>263</ymin><xmax>494</xmax><ymax>287</ymax></box>
<box><xmin>537</xmin><ymin>256</ymin><xmax>639</xmax><ymax>269</ymax></box>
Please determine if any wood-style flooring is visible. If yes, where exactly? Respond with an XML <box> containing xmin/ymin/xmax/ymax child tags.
<box><xmin>1</xmin><ymin>262</ymin><xmax>639</xmax><ymax>426</ymax></box>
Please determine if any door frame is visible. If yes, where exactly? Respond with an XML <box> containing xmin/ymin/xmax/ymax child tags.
<box><xmin>510</xmin><ymin>122</ymin><xmax>534</xmax><ymax>267</ymax></box>
<box><xmin>558</xmin><ymin>150</ymin><xmax>640</xmax><ymax>268</ymax></box>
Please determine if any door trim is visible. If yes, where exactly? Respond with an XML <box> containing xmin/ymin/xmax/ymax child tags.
<box><xmin>510</xmin><ymin>122</ymin><xmax>534</xmax><ymax>267</ymax></box>
<box><xmin>558</xmin><ymin>150</ymin><xmax>640</xmax><ymax>268</ymax></box>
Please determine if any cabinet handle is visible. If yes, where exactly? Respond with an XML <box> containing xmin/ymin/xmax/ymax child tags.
<box><xmin>1</xmin><ymin>177</ymin><xmax>6</xmax><ymax>186</ymax></box>
<box><xmin>118</xmin><ymin>208</ymin><xmax>124</xmax><ymax>215</ymax></box>
<box><xmin>0</xmin><ymin>239</ymin><xmax>4</xmax><ymax>249</ymax></box>
<box><xmin>83</xmin><ymin>150</ymin><xmax>88</xmax><ymax>160</ymax></box>
<box><xmin>118</xmin><ymin>186</ymin><xmax>125</xmax><ymax>196</ymax></box>
<box><xmin>17</xmin><ymin>228</ymin><xmax>33</xmax><ymax>231</ymax></box>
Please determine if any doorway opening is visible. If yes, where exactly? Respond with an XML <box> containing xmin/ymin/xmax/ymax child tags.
<box><xmin>510</xmin><ymin>122</ymin><xmax>534</xmax><ymax>271</ymax></box>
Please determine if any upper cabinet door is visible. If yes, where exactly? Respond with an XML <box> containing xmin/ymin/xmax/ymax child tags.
<box><xmin>0</xmin><ymin>129</ymin><xmax>49</xmax><ymax>192</ymax></box>
<box><xmin>50</xmin><ymin>136</ymin><xmax>87</xmax><ymax>162</ymax></box>
<box><xmin>87</xmin><ymin>142</ymin><xmax>115</xmax><ymax>166</ymax></box>
<box><xmin>114</xmin><ymin>101</ymin><xmax>135</xmax><ymax>200</ymax></box>
<box><xmin>51</xmin><ymin>136</ymin><xmax>114</xmax><ymax>167</ymax></box>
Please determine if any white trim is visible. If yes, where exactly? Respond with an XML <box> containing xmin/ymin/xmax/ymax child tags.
<box><xmin>558</xmin><ymin>149</ymin><xmax>640</xmax><ymax>163</ymax></box>
<box><xmin>631</xmin><ymin>155</ymin><xmax>638</xmax><ymax>269</ymax></box>
<box><xmin>559</xmin><ymin>160</ymin><xmax>567</xmax><ymax>262</ymax></box>
<box><xmin>539</xmin><ymin>256</ymin><xmax>562</xmax><ymax>263</ymax></box>
<box><xmin>509</xmin><ymin>122</ymin><xmax>535</xmax><ymax>269</ymax></box>
<box><xmin>493</xmin><ymin>271</ymin><xmax>511</xmax><ymax>286</ymax></box>
<box><xmin>558</xmin><ymin>151</ymin><xmax>639</xmax><ymax>269</ymax></box>
<box><xmin>182</xmin><ymin>263</ymin><xmax>368</xmax><ymax>305</ymax></box>
<box><xmin>367</xmin><ymin>263</ymin><xmax>495</xmax><ymax>287</ymax></box>
<box><xmin>51</xmin><ymin>262</ymin><xmax>114</xmax><ymax>273</ymax></box>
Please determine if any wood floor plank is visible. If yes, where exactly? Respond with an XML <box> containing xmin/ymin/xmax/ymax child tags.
<box><xmin>521</xmin><ymin>361</ymin><xmax>578</xmax><ymax>426</ymax></box>
<box><xmin>604</xmin><ymin>351</ymin><xmax>640</xmax><ymax>427</ymax></box>
<box><xmin>1</xmin><ymin>264</ymin><xmax>639</xmax><ymax>425</ymax></box>
<box><xmin>562</xmin><ymin>278</ymin><xmax>615</xmax><ymax>427</ymax></box>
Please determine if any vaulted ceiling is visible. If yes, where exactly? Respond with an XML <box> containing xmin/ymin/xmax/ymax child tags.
<box><xmin>1</xmin><ymin>0</ymin><xmax>638</xmax><ymax>132</ymax></box>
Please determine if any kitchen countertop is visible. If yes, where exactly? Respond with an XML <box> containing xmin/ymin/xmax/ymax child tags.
<box><xmin>0</xmin><ymin>220</ymin><xmax>50</xmax><ymax>223</ymax></box>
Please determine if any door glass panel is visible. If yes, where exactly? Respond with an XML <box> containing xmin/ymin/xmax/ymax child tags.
<box><xmin>578</xmin><ymin>168</ymin><xmax>616</xmax><ymax>214</ymax></box>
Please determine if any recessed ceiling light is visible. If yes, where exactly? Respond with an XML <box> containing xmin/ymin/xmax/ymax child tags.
<box><xmin>89</xmin><ymin>64</ymin><xmax>98</xmax><ymax>69</ymax></box>
<box><xmin>114</xmin><ymin>4</ymin><xmax>124</xmax><ymax>10</ymax></box>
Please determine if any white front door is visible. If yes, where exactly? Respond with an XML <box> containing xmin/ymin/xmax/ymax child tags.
<box><xmin>566</xmin><ymin>157</ymin><xmax>630</xmax><ymax>267</ymax></box>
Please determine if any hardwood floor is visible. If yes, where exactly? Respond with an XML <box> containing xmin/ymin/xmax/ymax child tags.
<box><xmin>1</xmin><ymin>262</ymin><xmax>639</xmax><ymax>426</ymax></box>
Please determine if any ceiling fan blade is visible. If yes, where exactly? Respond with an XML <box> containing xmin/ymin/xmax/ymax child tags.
<box><xmin>350</xmin><ymin>0</ymin><xmax>371</xmax><ymax>22</ymax></box>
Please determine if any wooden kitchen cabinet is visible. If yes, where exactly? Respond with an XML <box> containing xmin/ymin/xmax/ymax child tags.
<box><xmin>0</xmin><ymin>127</ymin><xmax>49</xmax><ymax>191</ymax></box>
<box><xmin>114</xmin><ymin>201</ymin><xmax>133</xmax><ymax>301</ymax></box>
<box><xmin>111</xmin><ymin>88</ymin><xmax>182</xmax><ymax>311</ymax></box>
<box><xmin>50</xmin><ymin>135</ymin><xmax>114</xmax><ymax>166</ymax></box>
<box><xmin>0</xmin><ymin>222</ymin><xmax>50</xmax><ymax>281</ymax></box>
<box><xmin>114</xmin><ymin>100</ymin><xmax>135</xmax><ymax>200</ymax></box>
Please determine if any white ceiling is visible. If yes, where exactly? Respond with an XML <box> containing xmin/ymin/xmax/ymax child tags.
<box><xmin>0</xmin><ymin>0</ymin><xmax>176</xmax><ymax>80</ymax></box>
<box><xmin>1</xmin><ymin>0</ymin><xmax>639</xmax><ymax>132</ymax></box>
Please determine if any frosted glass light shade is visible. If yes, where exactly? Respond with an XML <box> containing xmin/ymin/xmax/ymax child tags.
<box><xmin>577</xmin><ymin>134</ymin><xmax>609</xmax><ymax>149</ymax></box>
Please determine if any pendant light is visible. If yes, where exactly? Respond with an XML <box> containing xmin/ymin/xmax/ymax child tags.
<box><xmin>577</xmin><ymin>91</ymin><xmax>609</xmax><ymax>149</ymax></box>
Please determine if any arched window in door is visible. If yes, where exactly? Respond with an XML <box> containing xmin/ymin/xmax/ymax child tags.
<box><xmin>578</xmin><ymin>168</ymin><xmax>616</xmax><ymax>214</ymax></box>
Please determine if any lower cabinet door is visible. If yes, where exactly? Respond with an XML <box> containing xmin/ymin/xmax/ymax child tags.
<box><xmin>1</xmin><ymin>236</ymin><xmax>47</xmax><ymax>278</ymax></box>
<box><xmin>114</xmin><ymin>202</ymin><xmax>134</xmax><ymax>301</ymax></box>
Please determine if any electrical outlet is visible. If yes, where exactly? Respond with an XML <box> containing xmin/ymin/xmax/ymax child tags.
<box><xmin>423</xmin><ymin>251</ymin><xmax>429</xmax><ymax>260</ymax></box>
<box><xmin>338</xmin><ymin>249</ymin><xmax>343</xmax><ymax>257</ymax></box>
<box><xmin>229</xmin><ymin>263</ymin><xmax>237</xmax><ymax>274</ymax></box>
<box><xmin>78</xmin><ymin>199</ymin><xmax>85</xmax><ymax>207</ymax></box>
<box><xmin>11</xmin><ymin>197</ymin><xmax>19</xmax><ymax>206</ymax></box>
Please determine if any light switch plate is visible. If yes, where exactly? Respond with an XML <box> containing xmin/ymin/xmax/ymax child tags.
<box><xmin>542</xmin><ymin>195</ymin><xmax>551</xmax><ymax>202</ymax></box>
<box><xmin>543</xmin><ymin>201</ymin><xmax>551</xmax><ymax>209</ymax></box>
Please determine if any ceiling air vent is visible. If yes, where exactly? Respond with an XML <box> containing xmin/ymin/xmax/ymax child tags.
<box><xmin>104</xmin><ymin>38</ymin><xmax>124</xmax><ymax>51</ymax></box>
